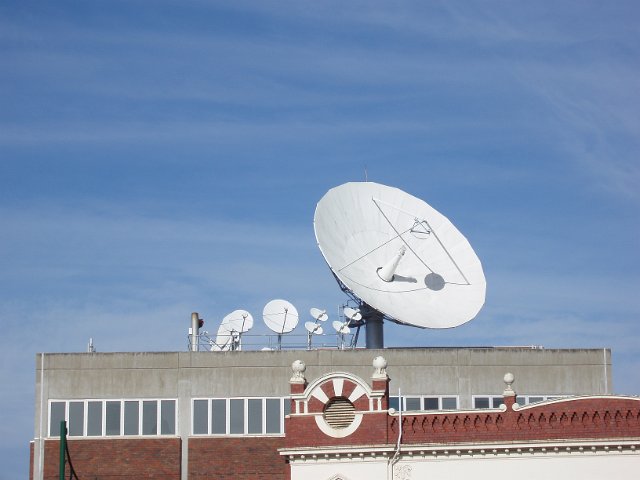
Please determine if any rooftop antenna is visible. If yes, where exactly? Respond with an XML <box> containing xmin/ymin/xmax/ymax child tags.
<box><xmin>342</xmin><ymin>305</ymin><xmax>363</xmax><ymax>345</ymax></box>
<box><xmin>332</xmin><ymin>319</ymin><xmax>351</xmax><ymax>350</ymax></box>
<box><xmin>314</xmin><ymin>182</ymin><xmax>486</xmax><ymax>348</ymax></box>
<box><xmin>263</xmin><ymin>299</ymin><xmax>299</xmax><ymax>350</ymax></box>
<box><xmin>211</xmin><ymin>309</ymin><xmax>253</xmax><ymax>351</ymax></box>
<box><xmin>306</xmin><ymin>308</ymin><xmax>328</xmax><ymax>350</ymax></box>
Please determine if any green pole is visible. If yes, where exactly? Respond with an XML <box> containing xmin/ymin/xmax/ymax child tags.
<box><xmin>59</xmin><ymin>420</ymin><xmax>66</xmax><ymax>480</ymax></box>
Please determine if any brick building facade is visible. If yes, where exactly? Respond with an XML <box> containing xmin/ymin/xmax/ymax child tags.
<box><xmin>31</xmin><ymin>352</ymin><xmax>639</xmax><ymax>479</ymax></box>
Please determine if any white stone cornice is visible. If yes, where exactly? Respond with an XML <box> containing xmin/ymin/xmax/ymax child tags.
<box><xmin>279</xmin><ymin>439</ymin><xmax>640</xmax><ymax>462</ymax></box>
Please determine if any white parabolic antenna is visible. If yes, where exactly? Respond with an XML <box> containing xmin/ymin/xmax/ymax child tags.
<box><xmin>310</xmin><ymin>307</ymin><xmax>329</xmax><ymax>322</ymax></box>
<box><xmin>212</xmin><ymin>309</ymin><xmax>254</xmax><ymax>351</ymax></box>
<box><xmin>263</xmin><ymin>299</ymin><xmax>299</xmax><ymax>334</ymax></box>
<box><xmin>314</xmin><ymin>182</ymin><xmax>486</xmax><ymax>331</ymax></box>
<box><xmin>332</xmin><ymin>320</ymin><xmax>351</xmax><ymax>335</ymax></box>
<box><xmin>305</xmin><ymin>321</ymin><xmax>323</xmax><ymax>335</ymax></box>
<box><xmin>222</xmin><ymin>309</ymin><xmax>254</xmax><ymax>333</ymax></box>
<box><xmin>343</xmin><ymin>306</ymin><xmax>362</xmax><ymax>323</ymax></box>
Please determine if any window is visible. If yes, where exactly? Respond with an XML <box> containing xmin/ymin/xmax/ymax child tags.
<box><xmin>389</xmin><ymin>395</ymin><xmax>459</xmax><ymax>411</ymax></box>
<box><xmin>473</xmin><ymin>394</ymin><xmax>566</xmax><ymax>409</ymax></box>
<box><xmin>424</xmin><ymin>397</ymin><xmax>439</xmax><ymax>410</ymax></box>
<box><xmin>441</xmin><ymin>397</ymin><xmax>457</xmax><ymax>410</ymax></box>
<box><xmin>265</xmin><ymin>398</ymin><xmax>281</xmax><ymax>434</ymax></box>
<box><xmin>229</xmin><ymin>399</ymin><xmax>244</xmax><ymax>434</ymax></box>
<box><xmin>211</xmin><ymin>399</ymin><xmax>226</xmax><ymax>434</ymax></box>
<box><xmin>192</xmin><ymin>397</ymin><xmax>288</xmax><ymax>436</ymax></box>
<box><xmin>143</xmin><ymin>401</ymin><xmax>157</xmax><ymax>435</ymax></box>
<box><xmin>161</xmin><ymin>400</ymin><xmax>176</xmax><ymax>435</ymax></box>
<box><xmin>247</xmin><ymin>399</ymin><xmax>262</xmax><ymax>434</ymax></box>
<box><xmin>124</xmin><ymin>401</ymin><xmax>139</xmax><ymax>435</ymax></box>
<box><xmin>517</xmin><ymin>395</ymin><xmax>566</xmax><ymax>405</ymax></box>
<box><xmin>404</xmin><ymin>397</ymin><xmax>421</xmax><ymax>411</ymax></box>
<box><xmin>473</xmin><ymin>396</ymin><xmax>504</xmax><ymax>409</ymax></box>
<box><xmin>193</xmin><ymin>400</ymin><xmax>208</xmax><ymax>434</ymax></box>
<box><xmin>106</xmin><ymin>401</ymin><xmax>121</xmax><ymax>436</ymax></box>
<box><xmin>49</xmin><ymin>402</ymin><xmax>65</xmax><ymax>437</ymax></box>
<box><xmin>48</xmin><ymin>399</ymin><xmax>176</xmax><ymax>437</ymax></box>
<box><xmin>87</xmin><ymin>402</ymin><xmax>102</xmax><ymax>436</ymax></box>
<box><xmin>68</xmin><ymin>402</ymin><xmax>84</xmax><ymax>437</ymax></box>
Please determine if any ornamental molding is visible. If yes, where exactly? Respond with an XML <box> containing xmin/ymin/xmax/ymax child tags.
<box><xmin>293</xmin><ymin>371</ymin><xmax>373</xmax><ymax>403</ymax></box>
<box><xmin>280</xmin><ymin>439</ymin><xmax>640</xmax><ymax>462</ymax></box>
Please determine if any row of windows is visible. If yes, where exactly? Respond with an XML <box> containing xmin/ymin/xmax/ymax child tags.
<box><xmin>192</xmin><ymin>398</ymin><xmax>291</xmax><ymax>435</ymax></box>
<box><xmin>473</xmin><ymin>395</ymin><xmax>565</xmax><ymax>409</ymax></box>
<box><xmin>389</xmin><ymin>395</ymin><xmax>565</xmax><ymax>411</ymax></box>
<box><xmin>389</xmin><ymin>395</ymin><xmax>459</xmax><ymax>411</ymax></box>
<box><xmin>49</xmin><ymin>400</ymin><xmax>176</xmax><ymax>437</ymax></box>
<box><xmin>49</xmin><ymin>394</ymin><xmax>568</xmax><ymax>437</ymax></box>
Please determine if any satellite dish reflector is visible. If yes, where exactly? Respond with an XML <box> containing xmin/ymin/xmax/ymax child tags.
<box><xmin>343</xmin><ymin>307</ymin><xmax>362</xmax><ymax>322</ymax></box>
<box><xmin>332</xmin><ymin>320</ymin><xmax>351</xmax><ymax>335</ymax></box>
<box><xmin>222</xmin><ymin>309</ymin><xmax>254</xmax><ymax>333</ymax></box>
<box><xmin>310</xmin><ymin>307</ymin><xmax>329</xmax><ymax>322</ymax></box>
<box><xmin>211</xmin><ymin>323</ymin><xmax>234</xmax><ymax>351</ymax></box>
<box><xmin>211</xmin><ymin>309</ymin><xmax>253</xmax><ymax>352</ymax></box>
<box><xmin>314</xmin><ymin>182</ymin><xmax>486</xmax><ymax>329</ymax></box>
<box><xmin>263</xmin><ymin>299</ymin><xmax>299</xmax><ymax>334</ymax></box>
<box><xmin>305</xmin><ymin>321</ymin><xmax>323</xmax><ymax>335</ymax></box>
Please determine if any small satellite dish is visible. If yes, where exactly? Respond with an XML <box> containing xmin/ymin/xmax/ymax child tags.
<box><xmin>343</xmin><ymin>306</ymin><xmax>362</xmax><ymax>323</ymax></box>
<box><xmin>305</xmin><ymin>321</ymin><xmax>324</xmax><ymax>335</ymax></box>
<box><xmin>314</xmin><ymin>182</ymin><xmax>486</xmax><ymax>347</ymax></box>
<box><xmin>263</xmin><ymin>299</ymin><xmax>299</xmax><ymax>334</ymax></box>
<box><xmin>310</xmin><ymin>307</ymin><xmax>329</xmax><ymax>322</ymax></box>
<box><xmin>332</xmin><ymin>320</ymin><xmax>351</xmax><ymax>335</ymax></box>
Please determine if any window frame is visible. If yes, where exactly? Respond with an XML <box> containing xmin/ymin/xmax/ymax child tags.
<box><xmin>472</xmin><ymin>394</ymin><xmax>568</xmax><ymax>409</ymax></box>
<box><xmin>388</xmin><ymin>395</ymin><xmax>460</xmax><ymax>412</ymax></box>
<box><xmin>191</xmin><ymin>397</ymin><xmax>288</xmax><ymax>436</ymax></box>
<box><xmin>47</xmin><ymin>399</ymin><xmax>177</xmax><ymax>438</ymax></box>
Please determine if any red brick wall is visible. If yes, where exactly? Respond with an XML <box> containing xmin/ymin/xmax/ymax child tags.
<box><xmin>392</xmin><ymin>397</ymin><xmax>640</xmax><ymax>444</ymax></box>
<box><xmin>189</xmin><ymin>436</ymin><xmax>288</xmax><ymax>479</ymax></box>
<box><xmin>285</xmin><ymin>412</ymin><xmax>389</xmax><ymax>448</ymax></box>
<box><xmin>34</xmin><ymin>438</ymin><xmax>181</xmax><ymax>480</ymax></box>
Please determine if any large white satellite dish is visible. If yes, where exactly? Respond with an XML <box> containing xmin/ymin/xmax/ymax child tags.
<box><xmin>314</xmin><ymin>182</ymin><xmax>486</xmax><ymax>347</ymax></box>
<box><xmin>263</xmin><ymin>299</ymin><xmax>299</xmax><ymax>350</ymax></box>
<box><xmin>263</xmin><ymin>299</ymin><xmax>299</xmax><ymax>333</ymax></box>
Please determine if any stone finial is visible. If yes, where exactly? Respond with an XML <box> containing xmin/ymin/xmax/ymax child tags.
<box><xmin>290</xmin><ymin>360</ymin><xmax>306</xmax><ymax>383</ymax></box>
<box><xmin>503</xmin><ymin>372</ymin><xmax>516</xmax><ymax>397</ymax></box>
<box><xmin>372</xmin><ymin>355</ymin><xmax>388</xmax><ymax>378</ymax></box>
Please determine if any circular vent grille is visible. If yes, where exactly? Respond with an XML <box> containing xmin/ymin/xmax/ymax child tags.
<box><xmin>323</xmin><ymin>397</ymin><xmax>356</xmax><ymax>429</ymax></box>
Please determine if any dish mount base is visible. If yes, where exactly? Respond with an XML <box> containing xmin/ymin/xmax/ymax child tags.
<box><xmin>362</xmin><ymin>304</ymin><xmax>384</xmax><ymax>349</ymax></box>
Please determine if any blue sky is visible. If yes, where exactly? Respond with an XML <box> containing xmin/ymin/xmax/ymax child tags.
<box><xmin>1</xmin><ymin>1</ymin><xmax>639</xmax><ymax>478</ymax></box>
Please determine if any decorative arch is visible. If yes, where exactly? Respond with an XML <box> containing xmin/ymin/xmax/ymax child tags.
<box><xmin>302</xmin><ymin>371</ymin><xmax>372</xmax><ymax>406</ymax></box>
<box><xmin>299</xmin><ymin>372</ymin><xmax>372</xmax><ymax>439</ymax></box>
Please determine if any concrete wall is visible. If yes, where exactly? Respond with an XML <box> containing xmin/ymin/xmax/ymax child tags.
<box><xmin>35</xmin><ymin>347</ymin><xmax>611</xmax><ymax>401</ymax></box>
